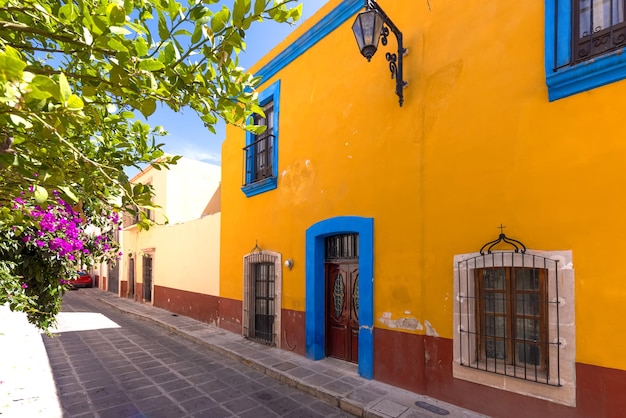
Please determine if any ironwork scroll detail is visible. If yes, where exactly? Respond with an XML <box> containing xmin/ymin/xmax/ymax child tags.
<box><xmin>479</xmin><ymin>225</ymin><xmax>527</xmax><ymax>255</ymax></box>
<box><xmin>333</xmin><ymin>274</ymin><xmax>345</xmax><ymax>318</ymax></box>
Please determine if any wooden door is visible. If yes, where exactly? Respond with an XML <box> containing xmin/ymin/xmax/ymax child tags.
<box><xmin>326</xmin><ymin>263</ymin><xmax>359</xmax><ymax>363</ymax></box>
<box><xmin>142</xmin><ymin>255</ymin><xmax>152</xmax><ymax>302</ymax></box>
<box><xmin>128</xmin><ymin>258</ymin><xmax>135</xmax><ymax>299</ymax></box>
<box><xmin>108</xmin><ymin>263</ymin><xmax>119</xmax><ymax>294</ymax></box>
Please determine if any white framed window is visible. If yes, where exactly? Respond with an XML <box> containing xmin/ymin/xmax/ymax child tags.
<box><xmin>243</xmin><ymin>250</ymin><xmax>282</xmax><ymax>347</ymax></box>
<box><xmin>453</xmin><ymin>250</ymin><xmax>576</xmax><ymax>406</ymax></box>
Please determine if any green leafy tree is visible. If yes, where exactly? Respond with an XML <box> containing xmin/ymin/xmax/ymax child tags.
<box><xmin>0</xmin><ymin>0</ymin><xmax>301</xmax><ymax>330</ymax></box>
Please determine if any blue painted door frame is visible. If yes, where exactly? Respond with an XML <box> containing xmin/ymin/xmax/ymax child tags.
<box><xmin>305</xmin><ymin>216</ymin><xmax>374</xmax><ymax>379</ymax></box>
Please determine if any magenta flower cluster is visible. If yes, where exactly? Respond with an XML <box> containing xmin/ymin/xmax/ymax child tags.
<box><xmin>13</xmin><ymin>192</ymin><xmax>120</xmax><ymax>263</ymax></box>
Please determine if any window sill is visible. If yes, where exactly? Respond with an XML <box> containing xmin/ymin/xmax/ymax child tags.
<box><xmin>453</xmin><ymin>362</ymin><xmax>575</xmax><ymax>406</ymax></box>
<box><xmin>241</xmin><ymin>176</ymin><xmax>277</xmax><ymax>197</ymax></box>
<box><xmin>547</xmin><ymin>48</ymin><xmax>626</xmax><ymax>101</ymax></box>
<box><xmin>460</xmin><ymin>360</ymin><xmax>549</xmax><ymax>384</ymax></box>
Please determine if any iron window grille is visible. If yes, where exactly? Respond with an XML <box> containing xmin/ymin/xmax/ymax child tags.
<box><xmin>243</xmin><ymin>252</ymin><xmax>277</xmax><ymax>346</ymax></box>
<box><xmin>242</xmin><ymin>132</ymin><xmax>275</xmax><ymax>185</ymax></box>
<box><xmin>325</xmin><ymin>234</ymin><xmax>359</xmax><ymax>261</ymax></box>
<box><xmin>551</xmin><ymin>0</ymin><xmax>626</xmax><ymax>70</ymax></box>
<box><xmin>457</xmin><ymin>252</ymin><xmax>562</xmax><ymax>386</ymax></box>
<box><xmin>242</xmin><ymin>101</ymin><xmax>275</xmax><ymax>186</ymax></box>
<box><xmin>573</xmin><ymin>0</ymin><xmax>626</xmax><ymax>62</ymax></box>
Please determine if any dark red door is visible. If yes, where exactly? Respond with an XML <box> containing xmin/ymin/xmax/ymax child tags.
<box><xmin>326</xmin><ymin>263</ymin><xmax>359</xmax><ymax>363</ymax></box>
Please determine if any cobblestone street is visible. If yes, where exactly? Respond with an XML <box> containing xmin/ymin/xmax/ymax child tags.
<box><xmin>43</xmin><ymin>291</ymin><xmax>354</xmax><ymax>418</ymax></box>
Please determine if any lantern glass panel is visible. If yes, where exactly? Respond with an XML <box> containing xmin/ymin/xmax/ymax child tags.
<box><xmin>352</xmin><ymin>10</ymin><xmax>384</xmax><ymax>60</ymax></box>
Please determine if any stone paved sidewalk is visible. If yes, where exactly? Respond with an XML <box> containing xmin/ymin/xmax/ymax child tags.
<box><xmin>81</xmin><ymin>288</ymin><xmax>488</xmax><ymax>418</ymax></box>
<box><xmin>0</xmin><ymin>304</ymin><xmax>62</xmax><ymax>418</ymax></box>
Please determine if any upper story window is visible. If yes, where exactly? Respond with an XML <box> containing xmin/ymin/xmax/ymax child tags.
<box><xmin>573</xmin><ymin>0</ymin><xmax>626</xmax><ymax>61</ymax></box>
<box><xmin>545</xmin><ymin>0</ymin><xmax>626</xmax><ymax>100</ymax></box>
<box><xmin>248</xmin><ymin>102</ymin><xmax>275</xmax><ymax>183</ymax></box>
<box><xmin>241</xmin><ymin>80</ymin><xmax>280</xmax><ymax>198</ymax></box>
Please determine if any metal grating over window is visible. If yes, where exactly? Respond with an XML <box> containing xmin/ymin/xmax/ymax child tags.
<box><xmin>242</xmin><ymin>101</ymin><xmax>275</xmax><ymax>186</ymax></box>
<box><xmin>457</xmin><ymin>252</ymin><xmax>562</xmax><ymax>386</ymax></box>
<box><xmin>242</xmin><ymin>132</ymin><xmax>275</xmax><ymax>185</ymax></box>
<box><xmin>325</xmin><ymin>234</ymin><xmax>359</xmax><ymax>261</ymax></box>
<box><xmin>243</xmin><ymin>252</ymin><xmax>276</xmax><ymax>346</ymax></box>
<box><xmin>552</xmin><ymin>0</ymin><xmax>626</xmax><ymax>70</ymax></box>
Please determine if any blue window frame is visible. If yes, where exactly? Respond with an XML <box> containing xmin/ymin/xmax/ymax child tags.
<box><xmin>241</xmin><ymin>80</ymin><xmax>280</xmax><ymax>197</ymax></box>
<box><xmin>546</xmin><ymin>0</ymin><xmax>626</xmax><ymax>101</ymax></box>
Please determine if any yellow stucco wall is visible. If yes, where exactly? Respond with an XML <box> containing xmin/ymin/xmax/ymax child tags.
<box><xmin>220</xmin><ymin>0</ymin><xmax>626</xmax><ymax>372</ymax></box>
<box><xmin>124</xmin><ymin>213</ymin><xmax>220</xmax><ymax>296</ymax></box>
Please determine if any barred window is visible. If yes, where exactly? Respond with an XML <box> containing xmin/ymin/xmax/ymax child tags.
<box><xmin>453</xmin><ymin>248</ymin><xmax>576</xmax><ymax>406</ymax></box>
<box><xmin>573</xmin><ymin>0</ymin><xmax>626</xmax><ymax>62</ymax></box>
<box><xmin>244</xmin><ymin>101</ymin><xmax>275</xmax><ymax>184</ymax></box>
<box><xmin>241</xmin><ymin>81</ymin><xmax>280</xmax><ymax>197</ymax></box>
<box><xmin>243</xmin><ymin>251</ymin><xmax>282</xmax><ymax>347</ymax></box>
<box><xmin>546</xmin><ymin>0</ymin><xmax>626</xmax><ymax>101</ymax></box>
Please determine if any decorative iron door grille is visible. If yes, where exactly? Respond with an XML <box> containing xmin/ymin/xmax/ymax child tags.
<box><xmin>457</xmin><ymin>252</ymin><xmax>562</xmax><ymax>386</ymax></box>
<box><xmin>325</xmin><ymin>234</ymin><xmax>359</xmax><ymax>261</ymax></box>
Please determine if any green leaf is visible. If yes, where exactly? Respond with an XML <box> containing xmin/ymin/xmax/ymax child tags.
<box><xmin>58</xmin><ymin>73</ymin><xmax>71</xmax><ymax>102</ymax></box>
<box><xmin>107</xmin><ymin>3</ymin><xmax>126</xmax><ymax>25</ymax></box>
<box><xmin>191</xmin><ymin>23</ymin><xmax>203</xmax><ymax>44</ymax></box>
<box><xmin>66</xmin><ymin>94</ymin><xmax>84</xmax><ymax>109</ymax></box>
<box><xmin>254</xmin><ymin>0</ymin><xmax>265</xmax><ymax>16</ymax></box>
<box><xmin>211</xmin><ymin>7</ymin><xmax>231</xmax><ymax>33</ymax></box>
<box><xmin>59</xmin><ymin>4</ymin><xmax>79</xmax><ymax>22</ymax></box>
<box><xmin>135</xmin><ymin>37</ymin><xmax>149</xmax><ymax>56</ymax></box>
<box><xmin>0</xmin><ymin>47</ymin><xmax>26</xmax><ymax>81</ymax></box>
<box><xmin>140</xmin><ymin>99</ymin><xmax>156</xmax><ymax>118</ymax></box>
<box><xmin>109</xmin><ymin>26</ymin><xmax>131</xmax><ymax>36</ymax></box>
<box><xmin>58</xmin><ymin>186</ymin><xmax>78</xmax><ymax>203</ymax></box>
<box><xmin>157</xmin><ymin>9</ymin><xmax>169</xmax><ymax>41</ymax></box>
<box><xmin>107</xmin><ymin>37</ymin><xmax>128</xmax><ymax>51</ymax></box>
<box><xmin>139</xmin><ymin>59</ymin><xmax>165</xmax><ymax>71</ymax></box>
<box><xmin>233</xmin><ymin>0</ymin><xmax>251</xmax><ymax>24</ymax></box>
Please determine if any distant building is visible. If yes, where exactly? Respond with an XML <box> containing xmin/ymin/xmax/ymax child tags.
<box><xmin>121</xmin><ymin>157</ymin><xmax>221</xmax><ymax>324</ymax></box>
<box><xmin>218</xmin><ymin>0</ymin><xmax>626</xmax><ymax>416</ymax></box>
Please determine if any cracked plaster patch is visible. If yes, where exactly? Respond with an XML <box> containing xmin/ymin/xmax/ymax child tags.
<box><xmin>378</xmin><ymin>312</ymin><xmax>422</xmax><ymax>331</ymax></box>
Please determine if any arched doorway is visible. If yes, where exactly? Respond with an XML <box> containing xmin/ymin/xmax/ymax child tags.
<box><xmin>305</xmin><ymin>216</ymin><xmax>374</xmax><ymax>379</ymax></box>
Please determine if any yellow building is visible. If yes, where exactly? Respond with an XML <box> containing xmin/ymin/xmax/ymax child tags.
<box><xmin>122</xmin><ymin>157</ymin><xmax>222</xmax><ymax>322</ymax></box>
<box><xmin>220</xmin><ymin>0</ymin><xmax>626</xmax><ymax>416</ymax></box>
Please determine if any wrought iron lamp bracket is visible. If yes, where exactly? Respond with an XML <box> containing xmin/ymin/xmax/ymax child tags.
<box><xmin>479</xmin><ymin>226</ymin><xmax>527</xmax><ymax>255</ymax></box>
<box><xmin>365</xmin><ymin>0</ymin><xmax>408</xmax><ymax>106</ymax></box>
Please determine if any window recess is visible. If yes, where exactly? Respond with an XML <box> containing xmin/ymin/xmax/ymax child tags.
<box><xmin>457</xmin><ymin>232</ymin><xmax>562</xmax><ymax>386</ymax></box>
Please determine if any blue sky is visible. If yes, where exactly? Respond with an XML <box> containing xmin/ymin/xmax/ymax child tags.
<box><xmin>147</xmin><ymin>0</ymin><xmax>330</xmax><ymax>167</ymax></box>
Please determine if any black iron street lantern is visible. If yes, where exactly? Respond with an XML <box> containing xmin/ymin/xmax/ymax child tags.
<box><xmin>352</xmin><ymin>0</ymin><xmax>407</xmax><ymax>106</ymax></box>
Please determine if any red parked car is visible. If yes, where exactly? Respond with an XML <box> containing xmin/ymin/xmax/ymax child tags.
<box><xmin>69</xmin><ymin>271</ymin><xmax>92</xmax><ymax>288</ymax></box>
